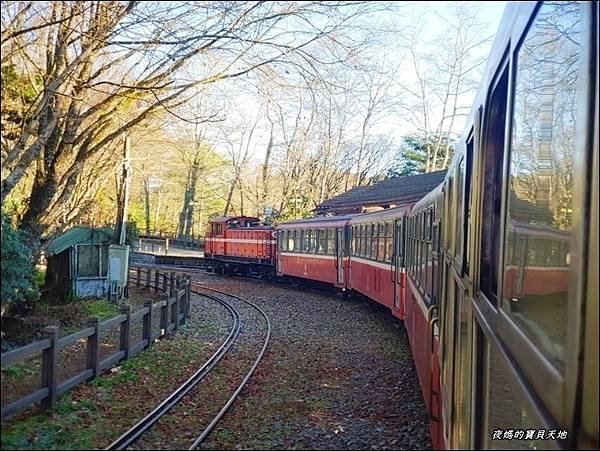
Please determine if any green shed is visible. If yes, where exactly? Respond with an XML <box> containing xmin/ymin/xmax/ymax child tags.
<box><xmin>46</xmin><ymin>226</ymin><xmax>114</xmax><ymax>298</ymax></box>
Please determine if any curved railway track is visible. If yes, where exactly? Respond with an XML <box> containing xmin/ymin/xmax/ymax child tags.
<box><xmin>107</xmin><ymin>282</ymin><xmax>271</xmax><ymax>450</ymax></box>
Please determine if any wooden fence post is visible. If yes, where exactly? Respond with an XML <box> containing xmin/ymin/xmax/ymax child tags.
<box><xmin>143</xmin><ymin>300</ymin><xmax>153</xmax><ymax>347</ymax></box>
<box><xmin>119</xmin><ymin>305</ymin><xmax>132</xmax><ymax>359</ymax></box>
<box><xmin>184</xmin><ymin>279</ymin><xmax>191</xmax><ymax>322</ymax></box>
<box><xmin>146</xmin><ymin>268</ymin><xmax>151</xmax><ymax>289</ymax></box>
<box><xmin>154</xmin><ymin>270</ymin><xmax>160</xmax><ymax>293</ymax></box>
<box><xmin>169</xmin><ymin>272</ymin><xmax>175</xmax><ymax>293</ymax></box>
<box><xmin>136</xmin><ymin>267</ymin><xmax>141</xmax><ymax>287</ymax></box>
<box><xmin>41</xmin><ymin>326</ymin><xmax>59</xmax><ymax>409</ymax></box>
<box><xmin>163</xmin><ymin>273</ymin><xmax>168</xmax><ymax>292</ymax></box>
<box><xmin>170</xmin><ymin>288</ymin><xmax>178</xmax><ymax>330</ymax></box>
<box><xmin>160</xmin><ymin>299</ymin><xmax>168</xmax><ymax>336</ymax></box>
<box><xmin>86</xmin><ymin>318</ymin><xmax>100</xmax><ymax>378</ymax></box>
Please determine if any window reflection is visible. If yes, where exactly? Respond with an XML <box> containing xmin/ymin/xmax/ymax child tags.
<box><xmin>503</xmin><ymin>1</ymin><xmax>581</xmax><ymax>368</ymax></box>
<box><xmin>486</xmin><ymin>346</ymin><xmax>551</xmax><ymax>450</ymax></box>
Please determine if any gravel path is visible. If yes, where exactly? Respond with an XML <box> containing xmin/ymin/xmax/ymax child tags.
<box><xmin>1</xmin><ymin>270</ymin><xmax>431</xmax><ymax>450</ymax></box>
<box><xmin>186</xmin><ymin>271</ymin><xmax>431</xmax><ymax>450</ymax></box>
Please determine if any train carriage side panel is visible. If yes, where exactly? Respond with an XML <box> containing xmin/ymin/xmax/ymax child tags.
<box><xmin>276</xmin><ymin>215</ymin><xmax>354</xmax><ymax>288</ymax></box>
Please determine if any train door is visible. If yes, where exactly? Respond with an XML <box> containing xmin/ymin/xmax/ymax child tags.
<box><xmin>336</xmin><ymin>227</ymin><xmax>344</xmax><ymax>284</ymax></box>
<box><xmin>393</xmin><ymin>218</ymin><xmax>404</xmax><ymax>311</ymax></box>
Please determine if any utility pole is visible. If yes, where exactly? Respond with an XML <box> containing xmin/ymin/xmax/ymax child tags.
<box><xmin>114</xmin><ymin>136</ymin><xmax>132</xmax><ymax>244</ymax></box>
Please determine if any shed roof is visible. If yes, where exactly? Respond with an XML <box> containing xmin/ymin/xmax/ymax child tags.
<box><xmin>47</xmin><ymin>226</ymin><xmax>113</xmax><ymax>256</ymax></box>
<box><xmin>315</xmin><ymin>170</ymin><xmax>447</xmax><ymax>215</ymax></box>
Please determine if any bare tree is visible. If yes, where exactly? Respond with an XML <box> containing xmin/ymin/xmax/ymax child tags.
<box><xmin>1</xmin><ymin>1</ymin><xmax>381</xmax><ymax>249</ymax></box>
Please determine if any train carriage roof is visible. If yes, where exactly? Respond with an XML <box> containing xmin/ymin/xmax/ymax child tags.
<box><xmin>276</xmin><ymin>214</ymin><xmax>356</xmax><ymax>229</ymax></box>
<box><xmin>349</xmin><ymin>205</ymin><xmax>411</xmax><ymax>225</ymax></box>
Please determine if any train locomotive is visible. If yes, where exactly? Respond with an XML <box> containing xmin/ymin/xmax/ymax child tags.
<box><xmin>205</xmin><ymin>2</ymin><xmax>598</xmax><ymax>449</ymax></box>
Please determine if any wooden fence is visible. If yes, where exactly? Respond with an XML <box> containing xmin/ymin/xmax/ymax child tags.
<box><xmin>0</xmin><ymin>267</ymin><xmax>191</xmax><ymax>419</ymax></box>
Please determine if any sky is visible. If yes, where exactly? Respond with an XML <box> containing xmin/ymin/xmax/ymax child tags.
<box><xmin>195</xmin><ymin>1</ymin><xmax>509</xmax><ymax>164</ymax></box>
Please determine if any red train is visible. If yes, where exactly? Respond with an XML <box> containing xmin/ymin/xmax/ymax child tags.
<box><xmin>204</xmin><ymin>2</ymin><xmax>598</xmax><ymax>449</ymax></box>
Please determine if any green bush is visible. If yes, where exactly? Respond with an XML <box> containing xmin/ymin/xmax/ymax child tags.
<box><xmin>1</xmin><ymin>213</ymin><xmax>37</xmax><ymax>310</ymax></box>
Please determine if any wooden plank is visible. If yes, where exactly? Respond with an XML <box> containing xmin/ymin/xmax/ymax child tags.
<box><xmin>130</xmin><ymin>307</ymin><xmax>149</xmax><ymax>322</ymax></box>
<box><xmin>86</xmin><ymin>318</ymin><xmax>100</xmax><ymax>377</ymax></box>
<box><xmin>100</xmin><ymin>314</ymin><xmax>127</xmax><ymax>330</ymax></box>
<box><xmin>154</xmin><ymin>299</ymin><xmax>167</xmax><ymax>308</ymax></box>
<box><xmin>1</xmin><ymin>339</ymin><xmax>51</xmax><ymax>367</ymax></box>
<box><xmin>57</xmin><ymin>369</ymin><xmax>94</xmax><ymax>395</ymax></box>
<box><xmin>57</xmin><ymin>327</ymin><xmax>95</xmax><ymax>349</ymax></box>
<box><xmin>143</xmin><ymin>300</ymin><xmax>153</xmax><ymax>349</ymax></box>
<box><xmin>119</xmin><ymin>305</ymin><xmax>132</xmax><ymax>359</ymax></box>
<box><xmin>98</xmin><ymin>351</ymin><xmax>126</xmax><ymax>371</ymax></box>
<box><xmin>128</xmin><ymin>340</ymin><xmax>148</xmax><ymax>357</ymax></box>
<box><xmin>41</xmin><ymin>326</ymin><xmax>59</xmax><ymax>409</ymax></box>
<box><xmin>1</xmin><ymin>388</ymin><xmax>49</xmax><ymax>419</ymax></box>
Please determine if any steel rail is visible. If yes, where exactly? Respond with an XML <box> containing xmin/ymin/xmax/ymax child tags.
<box><xmin>106</xmin><ymin>292</ymin><xmax>241</xmax><ymax>450</ymax></box>
<box><xmin>188</xmin><ymin>285</ymin><xmax>272</xmax><ymax>449</ymax></box>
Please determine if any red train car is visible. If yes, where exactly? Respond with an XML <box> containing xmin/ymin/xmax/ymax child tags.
<box><xmin>405</xmin><ymin>184</ymin><xmax>444</xmax><ymax>449</ymax></box>
<box><xmin>348</xmin><ymin>207</ymin><xmax>410</xmax><ymax>319</ymax></box>
<box><xmin>204</xmin><ymin>216</ymin><xmax>276</xmax><ymax>276</ymax></box>
<box><xmin>275</xmin><ymin>215</ymin><xmax>353</xmax><ymax>288</ymax></box>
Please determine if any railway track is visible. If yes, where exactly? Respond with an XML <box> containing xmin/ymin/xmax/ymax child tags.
<box><xmin>107</xmin><ymin>282</ymin><xmax>271</xmax><ymax>450</ymax></box>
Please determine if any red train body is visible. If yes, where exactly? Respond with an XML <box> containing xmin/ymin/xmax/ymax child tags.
<box><xmin>204</xmin><ymin>216</ymin><xmax>276</xmax><ymax>276</ymax></box>
<box><xmin>204</xmin><ymin>2</ymin><xmax>598</xmax><ymax>449</ymax></box>
<box><xmin>275</xmin><ymin>215</ymin><xmax>352</xmax><ymax>288</ymax></box>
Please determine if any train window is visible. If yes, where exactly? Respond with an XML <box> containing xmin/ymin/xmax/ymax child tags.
<box><xmin>306</xmin><ymin>229</ymin><xmax>311</xmax><ymax>253</ymax></box>
<box><xmin>350</xmin><ymin>227</ymin><xmax>355</xmax><ymax>256</ymax></box>
<box><xmin>301</xmin><ymin>229</ymin><xmax>308</xmax><ymax>253</ymax></box>
<box><xmin>464</xmin><ymin>135</ymin><xmax>474</xmax><ymax>276</ymax></box>
<box><xmin>327</xmin><ymin>228</ymin><xmax>335</xmax><ymax>255</ymax></box>
<box><xmin>501</xmin><ymin>1</ymin><xmax>582</xmax><ymax>370</ymax></box>
<box><xmin>377</xmin><ymin>223</ymin><xmax>382</xmax><ymax>261</ymax></box>
<box><xmin>307</xmin><ymin>229</ymin><xmax>313</xmax><ymax>253</ymax></box>
<box><xmin>363</xmin><ymin>224</ymin><xmax>371</xmax><ymax>258</ymax></box>
<box><xmin>426</xmin><ymin>208</ymin><xmax>432</xmax><ymax>240</ymax></box>
<box><xmin>278</xmin><ymin>231</ymin><xmax>284</xmax><ymax>251</ymax></box>
<box><xmin>445</xmin><ymin>176</ymin><xmax>454</xmax><ymax>250</ymax></box>
<box><xmin>485</xmin><ymin>345</ymin><xmax>550</xmax><ymax>449</ymax></box>
<box><xmin>456</xmin><ymin>159</ymin><xmax>465</xmax><ymax>264</ymax></box>
<box><xmin>385</xmin><ymin>222</ymin><xmax>393</xmax><ymax>263</ymax></box>
<box><xmin>479</xmin><ymin>58</ymin><xmax>509</xmax><ymax>305</ymax></box>
<box><xmin>318</xmin><ymin>229</ymin><xmax>326</xmax><ymax>254</ymax></box>
<box><xmin>370</xmin><ymin>224</ymin><xmax>378</xmax><ymax>260</ymax></box>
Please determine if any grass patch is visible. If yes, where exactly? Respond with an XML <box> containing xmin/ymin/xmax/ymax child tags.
<box><xmin>1</xmin><ymin>394</ymin><xmax>99</xmax><ymax>450</ymax></box>
<box><xmin>83</xmin><ymin>299</ymin><xmax>119</xmax><ymax>320</ymax></box>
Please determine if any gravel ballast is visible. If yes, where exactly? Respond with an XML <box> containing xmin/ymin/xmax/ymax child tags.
<box><xmin>1</xmin><ymin>270</ymin><xmax>431</xmax><ymax>450</ymax></box>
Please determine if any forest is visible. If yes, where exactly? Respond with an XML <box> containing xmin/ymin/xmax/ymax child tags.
<box><xmin>1</xmin><ymin>1</ymin><xmax>495</xmax><ymax>309</ymax></box>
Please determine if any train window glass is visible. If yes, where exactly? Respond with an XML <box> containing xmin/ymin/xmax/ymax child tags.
<box><xmin>445</xmin><ymin>176</ymin><xmax>454</xmax><ymax>250</ymax></box>
<box><xmin>426</xmin><ymin>240</ymin><xmax>433</xmax><ymax>298</ymax></box>
<box><xmin>300</xmin><ymin>229</ymin><xmax>307</xmax><ymax>253</ymax></box>
<box><xmin>385</xmin><ymin>221</ymin><xmax>393</xmax><ymax>263</ymax></box>
<box><xmin>480</xmin><ymin>60</ymin><xmax>509</xmax><ymax>305</ymax></box>
<box><xmin>350</xmin><ymin>227</ymin><xmax>355</xmax><ymax>256</ymax></box>
<box><xmin>371</xmin><ymin>224</ymin><xmax>378</xmax><ymax>260</ymax></box>
<box><xmin>485</xmin><ymin>345</ymin><xmax>550</xmax><ymax>449</ymax></box>
<box><xmin>456</xmin><ymin>158</ymin><xmax>465</xmax><ymax>264</ymax></box>
<box><xmin>318</xmin><ymin>229</ymin><xmax>326</xmax><ymax>255</ymax></box>
<box><xmin>464</xmin><ymin>135</ymin><xmax>474</xmax><ymax>275</ymax></box>
<box><xmin>357</xmin><ymin>225</ymin><xmax>362</xmax><ymax>257</ymax></box>
<box><xmin>327</xmin><ymin>228</ymin><xmax>335</xmax><ymax>255</ymax></box>
<box><xmin>278</xmin><ymin>231</ymin><xmax>283</xmax><ymax>251</ymax></box>
<box><xmin>376</xmin><ymin>223</ymin><xmax>382</xmax><ymax>261</ymax></box>
<box><xmin>307</xmin><ymin>229</ymin><xmax>313</xmax><ymax>253</ymax></box>
<box><xmin>363</xmin><ymin>225</ymin><xmax>368</xmax><ymax>258</ymax></box>
<box><xmin>364</xmin><ymin>225</ymin><xmax>371</xmax><ymax>259</ymax></box>
<box><xmin>502</xmin><ymin>1</ymin><xmax>582</xmax><ymax>370</ymax></box>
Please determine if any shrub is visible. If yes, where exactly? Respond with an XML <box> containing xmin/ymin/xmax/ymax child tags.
<box><xmin>1</xmin><ymin>213</ymin><xmax>38</xmax><ymax>312</ymax></box>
